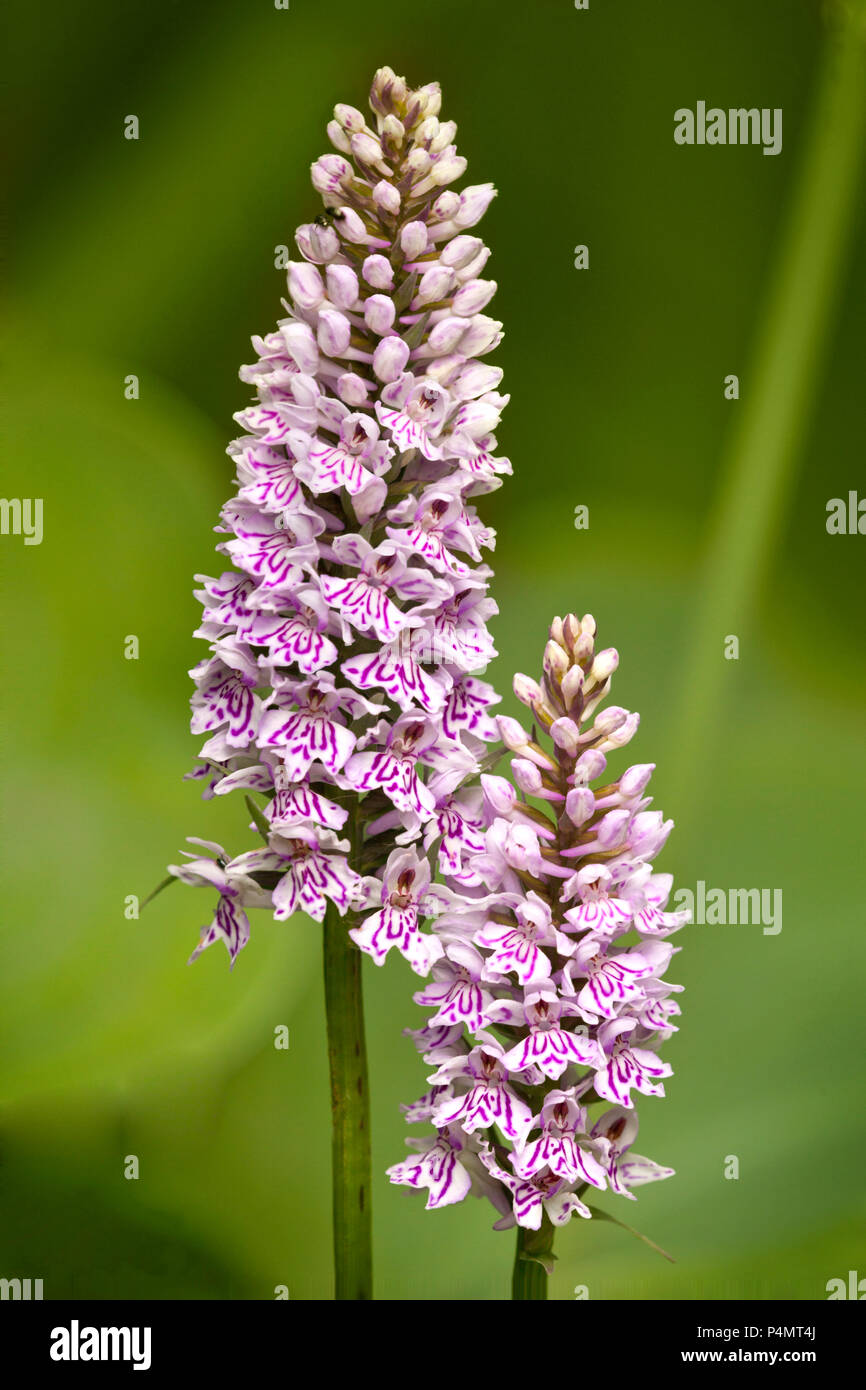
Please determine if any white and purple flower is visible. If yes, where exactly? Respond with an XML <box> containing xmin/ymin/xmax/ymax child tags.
<box><xmin>171</xmin><ymin>67</ymin><xmax>508</xmax><ymax>966</ymax></box>
<box><xmin>388</xmin><ymin>614</ymin><xmax>688</xmax><ymax>1231</ymax></box>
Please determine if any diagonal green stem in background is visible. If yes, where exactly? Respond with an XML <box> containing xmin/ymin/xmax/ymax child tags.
<box><xmin>323</xmin><ymin>896</ymin><xmax>372</xmax><ymax>1300</ymax></box>
<box><xmin>667</xmin><ymin>4</ymin><xmax>866</xmax><ymax>814</ymax></box>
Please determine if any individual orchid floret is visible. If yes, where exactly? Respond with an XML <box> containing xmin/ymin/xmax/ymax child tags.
<box><xmin>349</xmin><ymin>846</ymin><xmax>449</xmax><ymax>974</ymax></box>
<box><xmin>170</xmin><ymin>66</ymin><xmax>510</xmax><ymax>966</ymax></box>
<box><xmin>388</xmin><ymin>612</ymin><xmax>688</xmax><ymax>1249</ymax></box>
<box><xmin>430</xmin><ymin>1036</ymin><xmax>534</xmax><ymax>1142</ymax></box>
<box><xmin>168</xmin><ymin>839</ymin><xmax>273</xmax><ymax>967</ymax></box>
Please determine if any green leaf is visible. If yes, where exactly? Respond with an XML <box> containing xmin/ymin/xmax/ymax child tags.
<box><xmin>518</xmin><ymin>1248</ymin><xmax>558</xmax><ymax>1277</ymax></box>
<box><xmin>402</xmin><ymin>311</ymin><xmax>431</xmax><ymax>350</ymax></box>
<box><xmin>391</xmin><ymin>270</ymin><xmax>418</xmax><ymax>313</ymax></box>
<box><xmin>586</xmin><ymin>1205</ymin><xmax>676</xmax><ymax>1263</ymax></box>
<box><xmin>245</xmin><ymin>794</ymin><xmax>271</xmax><ymax>843</ymax></box>
<box><xmin>479</xmin><ymin>741</ymin><xmax>506</xmax><ymax>773</ymax></box>
<box><xmin>140</xmin><ymin>874</ymin><xmax>178</xmax><ymax>911</ymax></box>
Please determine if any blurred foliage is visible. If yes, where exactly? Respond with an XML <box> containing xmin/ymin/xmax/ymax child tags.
<box><xmin>2</xmin><ymin>0</ymin><xmax>864</xmax><ymax>1299</ymax></box>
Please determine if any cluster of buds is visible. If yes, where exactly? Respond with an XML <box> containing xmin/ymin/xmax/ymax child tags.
<box><xmin>169</xmin><ymin>67</ymin><xmax>511</xmax><ymax>965</ymax></box>
<box><xmin>388</xmin><ymin>614</ymin><xmax>688</xmax><ymax>1232</ymax></box>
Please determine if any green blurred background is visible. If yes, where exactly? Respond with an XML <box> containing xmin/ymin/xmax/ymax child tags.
<box><xmin>2</xmin><ymin>0</ymin><xmax>865</xmax><ymax>1300</ymax></box>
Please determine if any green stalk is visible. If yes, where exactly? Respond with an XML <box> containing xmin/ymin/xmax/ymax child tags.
<box><xmin>667</xmin><ymin>5</ymin><xmax>866</xmax><ymax>813</ymax></box>
<box><xmin>512</xmin><ymin>1215</ymin><xmax>554</xmax><ymax>1299</ymax></box>
<box><xmin>323</xmin><ymin>820</ymin><xmax>372</xmax><ymax>1299</ymax></box>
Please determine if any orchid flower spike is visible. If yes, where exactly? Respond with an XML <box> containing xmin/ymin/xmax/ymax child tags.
<box><xmin>169</xmin><ymin>66</ymin><xmax>510</xmax><ymax>965</ymax></box>
<box><xmin>388</xmin><ymin>613</ymin><xmax>688</xmax><ymax>1244</ymax></box>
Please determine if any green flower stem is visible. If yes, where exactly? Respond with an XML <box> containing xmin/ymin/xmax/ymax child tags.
<box><xmin>512</xmin><ymin>1215</ymin><xmax>555</xmax><ymax>1299</ymax></box>
<box><xmin>323</xmin><ymin>892</ymin><xmax>372</xmax><ymax>1300</ymax></box>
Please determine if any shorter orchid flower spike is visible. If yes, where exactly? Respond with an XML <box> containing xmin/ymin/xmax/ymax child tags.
<box><xmin>388</xmin><ymin>612</ymin><xmax>688</xmax><ymax>1231</ymax></box>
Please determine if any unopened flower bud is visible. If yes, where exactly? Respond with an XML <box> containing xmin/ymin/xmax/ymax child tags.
<box><xmin>619</xmin><ymin>763</ymin><xmax>655</xmax><ymax>798</ymax></box>
<box><xmin>331</xmin><ymin>209</ymin><xmax>367</xmax><ymax>245</ymax></box>
<box><xmin>512</xmin><ymin>759</ymin><xmax>543</xmax><ymax>795</ymax></box>
<box><xmin>481</xmin><ymin>774</ymin><xmax>517</xmax><ymax>816</ymax></box>
<box><xmin>413</xmin><ymin>82</ymin><xmax>442</xmax><ymax>120</ymax></box>
<box><xmin>415</xmin><ymin>116</ymin><xmax>440</xmax><ymax>148</ymax></box>
<box><xmin>427</xmin><ymin>316</ymin><xmax>470</xmax><ymax>354</ymax></box>
<box><xmin>325</xmin><ymin>263</ymin><xmax>359</xmax><ymax>310</ymax></box>
<box><xmin>561</xmin><ymin>665</ymin><xmax>585</xmax><ymax>708</ymax></box>
<box><xmin>336</xmin><ymin>372</ymin><xmax>369</xmax><ymax>406</ymax></box>
<box><xmin>327</xmin><ymin>120</ymin><xmax>352</xmax><ymax>154</ymax></box>
<box><xmin>543</xmin><ymin>639</ymin><xmax>569</xmax><ymax>684</ymax></box>
<box><xmin>415</xmin><ymin>265</ymin><xmax>455</xmax><ymax>305</ymax></box>
<box><xmin>596</xmin><ymin>809</ymin><xmax>631</xmax><ymax>849</ymax></box>
<box><xmin>290</xmin><ymin>373</ymin><xmax>319</xmax><ymax>409</ymax></box>
<box><xmin>389</xmin><ymin>74</ymin><xmax>408</xmax><ymax>107</ymax></box>
<box><xmin>430</xmin><ymin>120</ymin><xmax>457</xmax><ymax>153</ymax></box>
<box><xmin>563</xmin><ymin>614</ymin><xmax>581</xmax><ymax>650</ymax></box>
<box><xmin>497</xmin><ymin>715</ymin><xmax>530</xmax><ymax>751</ymax></box>
<box><xmin>440</xmin><ymin>234</ymin><xmax>483</xmax><ymax>269</ymax></box>
<box><xmin>364</xmin><ymin>294</ymin><xmax>396</xmax><ymax>335</ymax></box>
<box><xmin>368</xmin><ymin>66</ymin><xmax>397</xmax><ymax>115</ymax></box>
<box><xmin>372</xmin><ymin>335</ymin><xmax>411</xmax><ymax>383</ymax></box>
<box><xmin>565</xmin><ymin>786</ymin><xmax>595</xmax><ymax>826</ymax></box>
<box><xmin>362</xmin><ymin>254</ymin><xmax>394</xmax><ymax>289</ymax></box>
<box><xmin>550</xmin><ymin>717</ymin><xmax>580</xmax><ymax>757</ymax></box>
<box><xmin>453</xmin><ymin>183</ymin><xmax>497</xmax><ymax>228</ymax></box>
<box><xmin>513</xmin><ymin>673</ymin><xmax>543</xmax><ymax>707</ymax></box>
<box><xmin>425</xmin><ymin>354</ymin><xmax>463</xmax><ymax>386</ymax></box>
<box><xmin>334</xmin><ymin>103</ymin><xmax>365</xmax><ymax>132</ymax></box>
<box><xmin>600</xmin><ymin>710</ymin><xmax>640</xmax><ymax>750</ymax></box>
<box><xmin>296</xmin><ymin>221</ymin><xmax>340</xmax><ymax>263</ymax></box>
<box><xmin>406</xmin><ymin>148</ymin><xmax>433</xmax><ymax>180</ymax></box>
<box><xmin>590</xmin><ymin>647</ymin><xmax>619</xmax><ymax>683</ymax></box>
<box><xmin>430</xmin><ymin>153</ymin><xmax>468</xmax><ymax>186</ymax></box>
<box><xmin>311</xmin><ymin>154</ymin><xmax>352</xmax><ymax>194</ymax></box>
<box><xmin>432</xmin><ymin>190</ymin><xmax>460</xmax><ymax>220</ymax></box>
<box><xmin>452</xmin><ymin>279</ymin><xmax>497</xmax><ymax>316</ymax></box>
<box><xmin>457</xmin><ymin>246</ymin><xmax>491</xmax><ymax>281</ymax></box>
<box><xmin>352</xmin><ymin>131</ymin><xmax>386</xmax><ymax>167</ymax></box>
<box><xmin>573</xmin><ymin>748</ymin><xmax>607</xmax><ymax>784</ymax></box>
<box><xmin>400</xmin><ymin>221</ymin><xmax>429</xmax><ymax>259</ymax></box>
<box><xmin>590</xmin><ymin>706</ymin><xmax>628</xmax><ymax>738</ymax></box>
<box><xmin>381</xmin><ymin>113</ymin><xmax>405</xmax><ymax>141</ymax></box>
<box><xmin>288</xmin><ymin>262</ymin><xmax>324</xmax><ymax>311</ymax></box>
<box><xmin>317</xmin><ymin>309</ymin><xmax>351</xmax><ymax>357</ymax></box>
<box><xmin>459</xmin><ymin>316</ymin><xmax>502</xmax><ymax>355</ymax></box>
<box><xmin>503</xmin><ymin>824</ymin><xmax>543</xmax><ymax>873</ymax></box>
<box><xmin>280</xmin><ymin>321</ymin><xmax>319</xmax><ymax>374</ymax></box>
<box><xmin>455</xmin><ymin>362</ymin><xmax>503</xmax><ymax>399</ymax></box>
<box><xmin>373</xmin><ymin>179</ymin><xmax>401</xmax><ymax>215</ymax></box>
<box><xmin>628</xmin><ymin>811</ymin><xmax>673</xmax><ymax>858</ymax></box>
<box><xmin>452</xmin><ymin>400</ymin><xmax>501</xmax><ymax>439</ymax></box>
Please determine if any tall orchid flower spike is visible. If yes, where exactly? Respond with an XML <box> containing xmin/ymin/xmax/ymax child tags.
<box><xmin>165</xmin><ymin>66</ymin><xmax>510</xmax><ymax>1300</ymax></box>
<box><xmin>387</xmin><ymin>613</ymin><xmax>690</xmax><ymax>1298</ymax></box>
